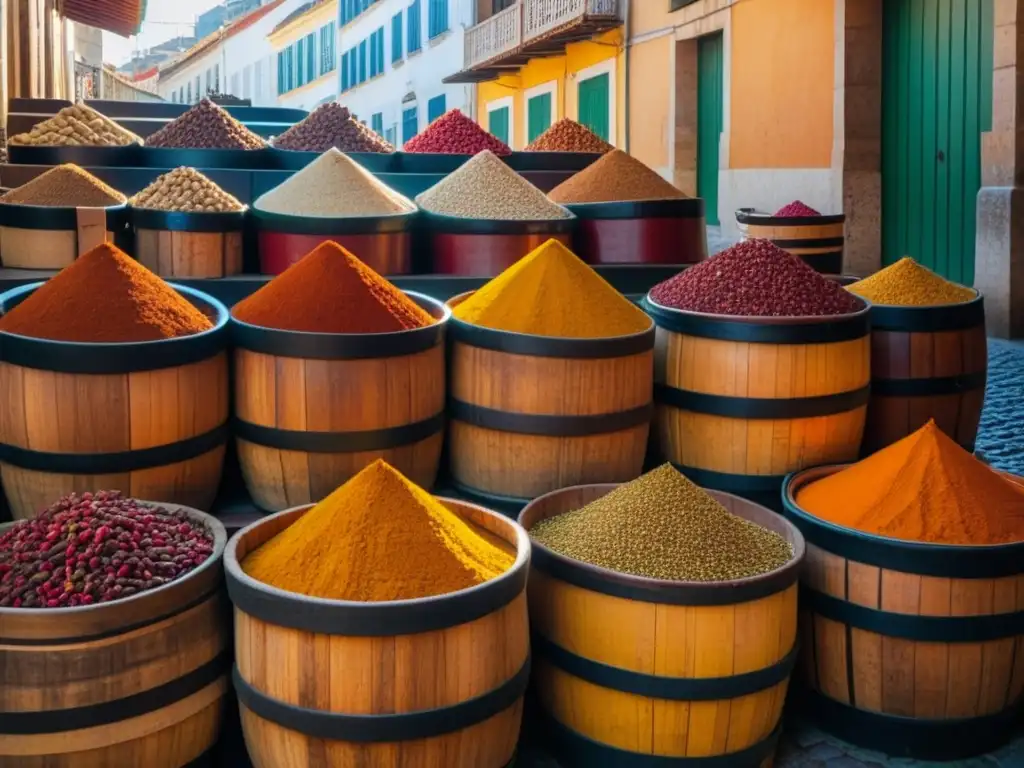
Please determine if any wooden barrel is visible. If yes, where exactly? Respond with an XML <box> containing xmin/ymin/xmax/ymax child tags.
<box><xmin>0</xmin><ymin>506</ymin><xmax>230</xmax><ymax>767</ymax></box>
<box><xmin>644</xmin><ymin>295</ymin><xmax>870</xmax><ymax>507</ymax></box>
<box><xmin>0</xmin><ymin>282</ymin><xmax>230</xmax><ymax>520</ymax></box>
<box><xmin>735</xmin><ymin>208</ymin><xmax>846</xmax><ymax>274</ymax></box>
<box><xmin>224</xmin><ymin>497</ymin><xmax>530</xmax><ymax>768</ymax></box>
<box><xmin>566</xmin><ymin>199</ymin><xmax>708</xmax><ymax>265</ymax></box>
<box><xmin>783</xmin><ymin>466</ymin><xmax>1024</xmax><ymax>759</ymax></box>
<box><xmin>0</xmin><ymin>201</ymin><xmax>128</xmax><ymax>269</ymax></box>
<box><xmin>518</xmin><ymin>483</ymin><xmax>804</xmax><ymax>766</ymax></box>
<box><xmin>133</xmin><ymin>208</ymin><xmax>246</xmax><ymax>278</ymax></box>
<box><xmin>231</xmin><ymin>291</ymin><xmax>448</xmax><ymax>511</ymax></box>
<box><xmin>447</xmin><ymin>293</ymin><xmax>655</xmax><ymax>507</ymax></box>
<box><xmin>860</xmin><ymin>293</ymin><xmax>986</xmax><ymax>455</ymax></box>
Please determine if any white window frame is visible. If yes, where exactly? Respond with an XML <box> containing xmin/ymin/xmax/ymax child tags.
<box><xmin>574</xmin><ymin>57</ymin><xmax>616</xmax><ymax>147</ymax></box>
<box><xmin>523</xmin><ymin>79</ymin><xmax>557</xmax><ymax>145</ymax></box>
<box><xmin>486</xmin><ymin>95</ymin><xmax>515</xmax><ymax>148</ymax></box>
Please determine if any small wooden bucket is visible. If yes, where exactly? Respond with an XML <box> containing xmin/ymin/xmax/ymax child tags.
<box><xmin>0</xmin><ymin>506</ymin><xmax>230</xmax><ymax>766</ymax></box>
<box><xmin>424</xmin><ymin>211</ymin><xmax>575</xmax><ymax>276</ymax></box>
<box><xmin>0</xmin><ymin>283</ymin><xmax>230</xmax><ymax>520</ymax></box>
<box><xmin>231</xmin><ymin>292</ymin><xmax>449</xmax><ymax>511</ymax></box>
<box><xmin>225</xmin><ymin>497</ymin><xmax>530</xmax><ymax>768</ymax></box>
<box><xmin>644</xmin><ymin>295</ymin><xmax>870</xmax><ymax>506</ymax></box>
<box><xmin>782</xmin><ymin>466</ymin><xmax>1024</xmax><ymax>759</ymax></box>
<box><xmin>133</xmin><ymin>207</ymin><xmax>247</xmax><ymax>278</ymax></box>
<box><xmin>735</xmin><ymin>208</ymin><xmax>846</xmax><ymax>274</ymax></box>
<box><xmin>0</xmin><ymin>201</ymin><xmax>128</xmax><ymax>269</ymax></box>
<box><xmin>518</xmin><ymin>483</ymin><xmax>803</xmax><ymax>766</ymax></box>
<box><xmin>860</xmin><ymin>293</ymin><xmax>987</xmax><ymax>455</ymax></box>
<box><xmin>566</xmin><ymin>199</ymin><xmax>708</xmax><ymax>265</ymax></box>
<box><xmin>447</xmin><ymin>292</ymin><xmax>655</xmax><ymax>507</ymax></box>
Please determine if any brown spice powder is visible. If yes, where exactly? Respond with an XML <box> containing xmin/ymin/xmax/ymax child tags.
<box><xmin>548</xmin><ymin>150</ymin><xmax>687</xmax><ymax>204</ymax></box>
<box><xmin>0</xmin><ymin>164</ymin><xmax>127</xmax><ymax>207</ymax></box>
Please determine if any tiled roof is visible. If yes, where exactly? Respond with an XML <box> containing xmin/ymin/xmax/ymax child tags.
<box><xmin>270</xmin><ymin>0</ymin><xmax>326</xmax><ymax>35</ymax></box>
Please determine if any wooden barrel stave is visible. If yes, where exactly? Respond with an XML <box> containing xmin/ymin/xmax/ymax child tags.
<box><xmin>136</xmin><ymin>229</ymin><xmax>244</xmax><ymax>278</ymax></box>
<box><xmin>735</xmin><ymin>211</ymin><xmax>845</xmax><ymax>274</ymax></box>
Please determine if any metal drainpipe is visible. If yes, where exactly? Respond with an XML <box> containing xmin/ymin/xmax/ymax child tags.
<box><xmin>622</xmin><ymin>0</ymin><xmax>630</xmax><ymax>152</ymax></box>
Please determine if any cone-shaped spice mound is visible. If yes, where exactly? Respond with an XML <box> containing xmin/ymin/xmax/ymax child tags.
<box><xmin>0</xmin><ymin>164</ymin><xmax>126</xmax><ymax>207</ymax></box>
<box><xmin>530</xmin><ymin>464</ymin><xmax>793</xmax><ymax>581</ymax></box>
<box><xmin>650</xmin><ymin>238</ymin><xmax>862</xmax><ymax>317</ymax></box>
<box><xmin>273</xmin><ymin>102</ymin><xmax>394</xmax><ymax>153</ymax></box>
<box><xmin>526</xmin><ymin>118</ymin><xmax>613</xmax><ymax>153</ymax></box>
<box><xmin>10</xmin><ymin>103</ymin><xmax>141</xmax><ymax>147</ymax></box>
<box><xmin>145</xmin><ymin>99</ymin><xmax>266</xmax><ymax>149</ymax></box>
<box><xmin>548</xmin><ymin>149</ymin><xmax>687</xmax><ymax>203</ymax></box>
<box><xmin>416</xmin><ymin>150</ymin><xmax>570</xmax><ymax>220</ymax></box>
<box><xmin>774</xmin><ymin>200</ymin><xmax>821</xmax><ymax>217</ymax></box>
<box><xmin>0</xmin><ymin>243</ymin><xmax>213</xmax><ymax>342</ymax></box>
<box><xmin>254</xmin><ymin>147</ymin><xmax>414</xmax><ymax>217</ymax></box>
<box><xmin>243</xmin><ymin>460</ymin><xmax>515</xmax><ymax>601</ymax></box>
<box><xmin>404</xmin><ymin>109</ymin><xmax>511</xmax><ymax>155</ymax></box>
<box><xmin>131</xmin><ymin>167</ymin><xmax>244</xmax><ymax>212</ymax></box>
<box><xmin>232</xmin><ymin>241</ymin><xmax>434</xmax><ymax>333</ymax></box>
<box><xmin>452</xmin><ymin>239</ymin><xmax>650</xmax><ymax>338</ymax></box>
<box><xmin>796</xmin><ymin>421</ymin><xmax>1024</xmax><ymax>545</ymax></box>
<box><xmin>848</xmin><ymin>257</ymin><xmax>976</xmax><ymax>307</ymax></box>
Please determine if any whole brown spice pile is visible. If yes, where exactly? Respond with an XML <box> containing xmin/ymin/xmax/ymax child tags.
<box><xmin>273</xmin><ymin>103</ymin><xmax>394</xmax><ymax>153</ymax></box>
<box><xmin>145</xmin><ymin>99</ymin><xmax>266</xmax><ymax>150</ymax></box>
<box><xmin>10</xmin><ymin>104</ymin><xmax>141</xmax><ymax>147</ymax></box>
<box><xmin>526</xmin><ymin>119</ymin><xmax>614</xmax><ymax>153</ymax></box>
<box><xmin>0</xmin><ymin>164</ymin><xmax>127</xmax><ymax>207</ymax></box>
<box><xmin>549</xmin><ymin>150</ymin><xmax>686</xmax><ymax>204</ymax></box>
<box><xmin>130</xmin><ymin>167</ymin><xmax>244</xmax><ymax>212</ymax></box>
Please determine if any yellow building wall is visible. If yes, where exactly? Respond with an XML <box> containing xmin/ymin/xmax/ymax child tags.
<box><xmin>729</xmin><ymin>0</ymin><xmax>834</xmax><ymax>169</ymax></box>
<box><xmin>627</xmin><ymin>34</ymin><xmax>672</xmax><ymax>174</ymax></box>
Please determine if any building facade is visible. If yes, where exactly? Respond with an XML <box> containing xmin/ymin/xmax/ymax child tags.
<box><xmin>450</xmin><ymin>0</ymin><xmax>623</xmax><ymax>150</ymax></box>
<box><xmin>338</xmin><ymin>0</ymin><xmax>473</xmax><ymax>148</ymax></box>
<box><xmin>270</xmin><ymin>0</ymin><xmax>339</xmax><ymax>111</ymax></box>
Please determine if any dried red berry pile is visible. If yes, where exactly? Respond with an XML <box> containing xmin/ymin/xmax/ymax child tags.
<box><xmin>649</xmin><ymin>239</ymin><xmax>862</xmax><ymax>317</ymax></box>
<box><xmin>0</xmin><ymin>492</ymin><xmax>214</xmax><ymax>609</ymax></box>
<box><xmin>774</xmin><ymin>200</ymin><xmax>821</xmax><ymax>217</ymax></box>
<box><xmin>404</xmin><ymin>109</ymin><xmax>511</xmax><ymax>155</ymax></box>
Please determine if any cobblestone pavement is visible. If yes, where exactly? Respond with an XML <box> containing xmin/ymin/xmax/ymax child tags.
<box><xmin>977</xmin><ymin>339</ymin><xmax>1024</xmax><ymax>476</ymax></box>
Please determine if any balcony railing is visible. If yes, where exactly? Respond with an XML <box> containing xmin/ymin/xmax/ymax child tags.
<box><xmin>524</xmin><ymin>0</ymin><xmax>619</xmax><ymax>41</ymax></box>
<box><xmin>464</xmin><ymin>2</ymin><xmax>522</xmax><ymax>69</ymax></box>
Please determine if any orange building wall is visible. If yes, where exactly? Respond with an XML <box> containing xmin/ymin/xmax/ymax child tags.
<box><xmin>729</xmin><ymin>0</ymin><xmax>835</xmax><ymax>169</ymax></box>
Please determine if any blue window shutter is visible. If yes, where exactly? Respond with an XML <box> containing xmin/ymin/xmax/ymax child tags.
<box><xmin>392</xmin><ymin>12</ymin><xmax>403</xmax><ymax>62</ymax></box>
<box><xmin>408</xmin><ymin>0</ymin><xmax>421</xmax><ymax>53</ymax></box>
<box><xmin>377</xmin><ymin>29</ymin><xmax>385</xmax><ymax>71</ymax></box>
<box><xmin>428</xmin><ymin>0</ymin><xmax>447</xmax><ymax>39</ymax></box>
<box><xmin>372</xmin><ymin>113</ymin><xmax>383</xmax><ymax>135</ymax></box>
<box><xmin>359</xmin><ymin>39</ymin><xmax>367</xmax><ymax>82</ymax></box>
<box><xmin>402</xmin><ymin>106</ymin><xmax>418</xmax><ymax>143</ymax></box>
<box><xmin>427</xmin><ymin>94</ymin><xmax>446</xmax><ymax>123</ymax></box>
<box><xmin>277</xmin><ymin>51</ymin><xmax>284</xmax><ymax>94</ymax></box>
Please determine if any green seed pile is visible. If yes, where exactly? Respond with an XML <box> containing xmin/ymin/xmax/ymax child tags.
<box><xmin>529</xmin><ymin>464</ymin><xmax>793</xmax><ymax>581</ymax></box>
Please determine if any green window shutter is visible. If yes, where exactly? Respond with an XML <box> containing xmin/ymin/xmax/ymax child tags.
<box><xmin>577</xmin><ymin>73</ymin><xmax>610</xmax><ymax>141</ymax></box>
<box><xmin>488</xmin><ymin>106</ymin><xmax>510</xmax><ymax>145</ymax></box>
<box><xmin>527</xmin><ymin>92</ymin><xmax>552</xmax><ymax>144</ymax></box>
<box><xmin>428</xmin><ymin>94</ymin><xmax>446</xmax><ymax>123</ymax></box>
<box><xmin>392</xmin><ymin>12</ymin><xmax>403</xmax><ymax>61</ymax></box>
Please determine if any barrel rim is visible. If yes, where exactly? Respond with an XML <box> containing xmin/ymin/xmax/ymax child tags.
<box><xmin>419</xmin><ymin>208</ymin><xmax>576</xmax><ymax>235</ymax></box>
<box><xmin>248</xmin><ymin>205</ymin><xmax>417</xmax><ymax>235</ymax></box>
<box><xmin>223</xmin><ymin>496</ymin><xmax>531</xmax><ymax>636</ymax></box>
<box><xmin>782</xmin><ymin>464</ymin><xmax>1024</xmax><ymax>577</ymax></box>
<box><xmin>643</xmin><ymin>293</ymin><xmax>870</xmax><ymax>327</ymax></box>
<box><xmin>0</xmin><ymin>200</ymin><xmax>128</xmax><ymax>230</ymax></box>
<box><xmin>0</xmin><ymin>502</ymin><xmax>226</xmax><ymax>630</ymax></box>
<box><xmin>447</xmin><ymin>291</ymin><xmax>655</xmax><ymax>359</ymax></box>
<box><xmin>229</xmin><ymin>290</ymin><xmax>450</xmax><ymax>360</ymax></box>
<box><xmin>735</xmin><ymin>206</ymin><xmax>846</xmax><ymax>226</ymax></box>
<box><xmin>517</xmin><ymin>483</ymin><xmax>806</xmax><ymax>605</ymax></box>
<box><xmin>562</xmin><ymin>198</ymin><xmax>705</xmax><ymax>220</ymax></box>
<box><xmin>856</xmin><ymin>291</ymin><xmax>985</xmax><ymax>332</ymax></box>
<box><xmin>131</xmin><ymin>206</ymin><xmax>248</xmax><ymax>233</ymax></box>
<box><xmin>0</xmin><ymin>282</ymin><xmax>230</xmax><ymax>373</ymax></box>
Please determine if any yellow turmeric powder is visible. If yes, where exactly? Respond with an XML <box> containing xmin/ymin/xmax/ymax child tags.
<box><xmin>847</xmin><ymin>257</ymin><xmax>976</xmax><ymax>306</ymax></box>
<box><xmin>451</xmin><ymin>239</ymin><xmax>651</xmax><ymax>338</ymax></box>
<box><xmin>796</xmin><ymin>421</ymin><xmax>1024</xmax><ymax>545</ymax></box>
<box><xmin>243</xmin><ymin>460</ymin><xmax>514</xmax><ymax>601</ymax></box>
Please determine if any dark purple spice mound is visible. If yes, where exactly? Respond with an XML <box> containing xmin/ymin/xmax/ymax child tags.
<box><xmin>0</xmin><ymin>491</ymin><xmax>214</xmax><ymax>609</ymax></box>
<box><xmin>650</xmin><ymin>239</ymin><xmax>862</xmax><ymax>317</ymax></box>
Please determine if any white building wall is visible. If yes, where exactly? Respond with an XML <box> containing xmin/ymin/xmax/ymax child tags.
<box><xmin>158</xmin><ymin>45</ymin><xmax>223</xmax><ymax>104</ymax></box>
<box><xmin>275</xmin><ymin>71</ymin><xmax>337</xmax><ymax>111</ymax></box>
<box><xmin>337</xmin><ymin>0</ymin><xmax>473</xmax><ymax>147</ymax></box>
<box><xmin>224</xmin><ymin>0</ymin><xmax>304</xmax><ymax>107</ymax></box>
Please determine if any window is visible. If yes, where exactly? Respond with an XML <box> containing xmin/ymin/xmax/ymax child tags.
<box><xmin>320</xmin><ymin>22</ymin><xmax>336</xmax><ymax>75</ymax></box>
<box><xmin>195</xmin><ymin>76</ymin><xmax>201</xmax><ymax>100</ymax></box>
<box><xmin>214</xmin><ymin>63</ymin><xmax>219</xmax><ymax>92</ymax></box>
<box><xmin>296</xmin><ymin>40</ymin><xmax>306</xmax><ymax>87</ymax></box>
<box><xmin>402</xmin><ymin>106</ymin><xmax>418</xmax><ymax>143</ymax></box>
<box><xmin>305</xmin><ymin>33</ymin><xmax>315</xmax><ymax>81</ymax></box>
<box><xmin>359</xmin><ymin>39</ymin><xmax>367</xmax><ymax>82</ymax></box>
<box><xmin>347</xmin><ymin>47</ymin><xmax>358</xmax><ymax>86</ymax></box>
<box><xmin>205</xmin><ymin>70</ymin><xmax>211</xmax><ymax>95</ymax></box>
<box><xmin>488</xmin><ymin>105</ymin><xmax>510</xmax><ymax>145</ymax></box>
<box><xmin>407</xmin><ymin>0</ymin><xmax>421</xmax><ymax>53</ymax></box>
<box><xmin>370</xmin><ymin>28</ymin><xmax>384</xmax><ymax>76</ymax></box>
<box><xmin>277</xmin><ymin>51</ymin><xmax>285</xmax><ymax>94</ymax></box>
<box><xmin>427</xmin><ymin>94</ymin><xmax>446</xmax><ymax>123</ymax></box>
<box><xmin>578</xmin><ymin>72</ymin><xmax>610</xmax><ymax>141</ymax></box>
<box><xmin>385</xmin><ymin>125</ymin><xmax>396</xmax><ymax>146</ymax></box>
<box><xmin>428</xmin><ymin>0</ymin><xmax>447</xmax><ymax>39</ymax></box>
<box><xmin>187</xmin><ymin>82</ymin><xmax>192</xmax><ymax>102</ymax></box>
<box><xmin>391</xmin><ymin>12</ymin><xmax>403</xmax><ymax>62</ymax></box>
<box><xmin>341</xmin><ymin>50</ymin><xmax>350</xmax><ymax>90</ymax></box>
<box><xmin>371</xmin><ymin>112</ymin><xmax>383</xmax><ymax>135</ymax></box>
<box><xmin>527</xmin><ymin>91</ymin><xmax>552</xmax><ymax>144</ymax></box>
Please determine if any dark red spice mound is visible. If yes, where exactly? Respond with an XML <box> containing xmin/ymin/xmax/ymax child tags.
<box><xmin>404</xmin><ymin>109</ymin><xmax>511</xmax><ymax>156</ymax></box>
<box><xmin>774</xmin><ymin>200</ymin><xmax>821</xmax><ymax>217</ymax></box>
<box><xmin>0</xmin><ymin>492</ymin><xmax>215</xmax><ymax>609</ymax></box>
<box><xmin>650</xmin><ymin>239</ymin><xmax>862</xmax><ymax>317</ymax></box>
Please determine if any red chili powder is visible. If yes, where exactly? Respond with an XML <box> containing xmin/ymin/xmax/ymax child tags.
<box><xmin>404</xmin><ymin>110</ymin><xmax>512</xmax><ymax>156</ymax></box>
<box><xmin>649</xmin><ymin>239</ymin><xmax>862</xmax><ymax>317</ymax></box>
<box><xmin>774</xmin><ymin>200</ymin><xmax>821</xmax><ymax>217</ymax></box>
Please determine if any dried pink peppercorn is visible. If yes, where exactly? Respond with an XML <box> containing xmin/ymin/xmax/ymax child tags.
<box><xmin>649</xmin><ymin>239</ymin><xmax>862</xmax><ymax>317</ymax></box>
<box><xmin>404</xmin><ymin>110</ymin><xmax>512</xmax><ymax>156</ymax></box>
<box><xmin>774</xmin><ymin>200</ymin><xmax>821</xmax><ymax>217</ymax></box>
<box><xmin>0</xmin><ymin>491</ymin><xmax>214</xmax><ymax>609</ymax></box>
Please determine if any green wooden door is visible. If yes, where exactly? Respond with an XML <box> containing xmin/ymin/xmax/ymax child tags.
<box><xmin>697</xmin><ymin>33</ymin><xmax>724</xmax><ymax>226</ymax></box>
<box><xmin>527</xmin><ymin>92</ymin><xmax>553</xmax><ymax>144</ymax></box>
<box><xmin>578</xmin><ymin>73</ymin><xmax>610</xmax><ymax>141</ymax></box>
<box><xmin>488</xmin><ymin>106</ymin><xmax>510</xmax><ymax>145</ymax></box>
<box><xmin>882</xmin><ymin>0</ymin><xmax>993</xmax><ymax>284</ymax></box>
